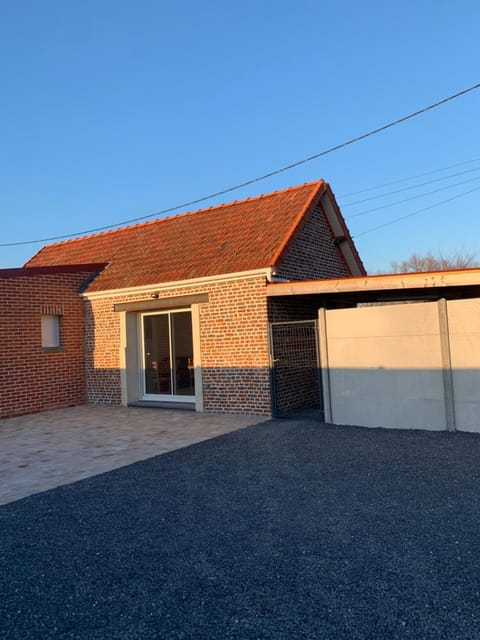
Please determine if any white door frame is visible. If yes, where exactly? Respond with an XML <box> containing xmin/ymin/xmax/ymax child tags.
<box><xmin>139</xmin><ymin>308</ymin><xmax>195</xmax><ymax>403</ymax></box>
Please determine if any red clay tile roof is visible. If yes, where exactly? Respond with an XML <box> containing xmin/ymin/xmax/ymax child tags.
<box><xmin>26</xmin><ymin>180</ymin><xmax>352</xmax><ymax>292</ymax></box>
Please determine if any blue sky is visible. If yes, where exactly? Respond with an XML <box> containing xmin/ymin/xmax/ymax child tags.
<box><xmin>0</xmin><ymin>0</ymin><xmax>478</xmax><ymax>273</ymax></box>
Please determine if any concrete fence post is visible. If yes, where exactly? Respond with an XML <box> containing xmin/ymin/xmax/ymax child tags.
<box><xmin>438</xmin><ymin>298</ymin><xmax>456</xmax><ymax>432</ymax></box>
<box><xmin>318</xmin><ymin>307</ymin><xmax>332</xmax><ymax>423</ymax></box>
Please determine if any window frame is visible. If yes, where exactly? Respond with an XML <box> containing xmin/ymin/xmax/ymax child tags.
<box><xmin>41</xmin><ymin>314</ymin><xmax>61</xmax><ymax>349</ymax></box>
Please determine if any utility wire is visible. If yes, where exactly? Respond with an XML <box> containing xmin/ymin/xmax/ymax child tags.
<box><xmin>353</xmin><ymin>185</ymin><xmax>480</xmax><ymax>238</ymax></box>
<box><xmin>342</xmin><ymin>167</ymin><xmax>480</xmax><ymax>206</ymax></box>
<box><xmin>1</xmin><ymin>81</ymin><xmax>479</xmax><ymax>248</ymax></box>
<box><xmin>338</xmin><ymin>157</ymin><xmax>480</xmax><ymax>197</ymax></box>
<box><xmin>346</xmin><ymin>174</ymin><xmax>480</xmax><ymax>219</ymax></box>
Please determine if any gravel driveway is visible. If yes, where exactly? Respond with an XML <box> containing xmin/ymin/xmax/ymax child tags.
<box><xmin>2</xmin><ymin>419</ymin><xmax>480</xmax><ymax>639</ymax></box>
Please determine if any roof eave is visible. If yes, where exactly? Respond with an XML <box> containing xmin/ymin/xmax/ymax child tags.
<box><xmin>81</xmin><ymin>267</ymin><xmax>273</xmax><ymax>299</ymax></box>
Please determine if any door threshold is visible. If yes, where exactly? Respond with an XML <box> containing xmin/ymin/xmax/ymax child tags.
<box><xmin>128</xmin><ymin>400</ymin><xmax>195</xmax><ymax>411</ymax></box>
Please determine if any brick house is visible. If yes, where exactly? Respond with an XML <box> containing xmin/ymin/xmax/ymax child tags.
<box><xmin>3</xmin><ymin>179</ymin><xmax>364</xmax><ymax>418</ymax></box>
<box><xmin>0</xmin><ymin>264</ymin><xmax>104</xmax><ymax>418</ymax></box>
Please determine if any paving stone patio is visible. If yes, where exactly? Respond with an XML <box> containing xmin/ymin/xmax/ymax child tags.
<box><xmin>0</xmin><ymin>405</ymin><xmax>265</xmax><ymax>505</ymax></box>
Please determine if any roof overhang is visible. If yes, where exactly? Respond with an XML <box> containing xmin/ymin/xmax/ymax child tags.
<box><xmin>267</xmin><ymin>269</ymin><xmax>480</xmax><ymax>307</ymax></box>
<box><xmin>82</xmin><ymin>268</ymin><xmax>273</xmax><ymax>299</ymax></box>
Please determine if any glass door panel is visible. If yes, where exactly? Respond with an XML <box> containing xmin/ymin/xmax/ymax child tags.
<box><xmin>143</xmin><ymin>314</ymin><xmax>171</xmax><ymax>395</ymax></box>
<box><xmin>141</xmin><ymin>310</ymin><xmax>195</xmax><ymax>400</ymax></box>
<box><xmin>171</xmin><ymin>312</ymin><xmax>195</xmax><ymax>396</ymax></box>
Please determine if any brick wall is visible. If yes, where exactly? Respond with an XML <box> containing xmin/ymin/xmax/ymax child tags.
<box><xmin>267</xmin><ymin>296</ymin><xmax>320</xmax><ymax>322</ymax></box>
<box><xmin>277</xmin><ymin>203</ymin><xmax>351</xmax><ymax>280</ymax></box>
<box><xmin>85</xmin><ymin>275</ymin><xmax>272</xmax><ymax>416</ymax></box>
<box><xmin>0</xmin><ymin>272</ymin><xmax>90</xmax><ymax>419</ymax></box>
<box><xmin>84</xmin><ymin>296</ymin><xmax>123</xmax><ymax>406</ymax></box>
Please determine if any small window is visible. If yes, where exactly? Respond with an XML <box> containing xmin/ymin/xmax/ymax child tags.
<box><xmin>41</xmin><ymin>315</ymin><xmax>61</xmax><ymax>348</ymax></box>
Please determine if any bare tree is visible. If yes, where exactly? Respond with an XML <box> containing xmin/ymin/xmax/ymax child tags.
<box><xmin>390</xmin><ymin>250</ymin><xmax>479</xmax><ymax>273</ymax></box>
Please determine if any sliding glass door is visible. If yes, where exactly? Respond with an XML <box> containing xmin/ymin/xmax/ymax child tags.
<box><xmin>141</xmin><ymin>310</ymin><xmax>195</xmax><ymax>401</ymax></box>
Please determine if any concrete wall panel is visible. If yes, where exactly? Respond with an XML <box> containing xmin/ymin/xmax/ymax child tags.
<box><xmin>447</xmin><ymin>298</ymin><xmax>480</xmax><ymax>432</ymax></box>
<box><xmin>325</xmin><ymin>303</ymin><xmax>446</xmax><ymax>430</ymax></box>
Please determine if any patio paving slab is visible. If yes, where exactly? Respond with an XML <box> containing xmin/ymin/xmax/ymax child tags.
<box><xmin>0</xmin><ymin>405</ymin><xmax>265</xmax><ymax>505</ymax></box>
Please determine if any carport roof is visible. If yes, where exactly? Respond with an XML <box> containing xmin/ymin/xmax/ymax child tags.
<box><xmin>267</xmin><ymin>268</ymin><xmax>480</xmax><ymax>306</ymax></box>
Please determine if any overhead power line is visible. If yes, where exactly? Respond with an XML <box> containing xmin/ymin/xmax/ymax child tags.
<box><xmin>338</xmin><ymin>157</ymin><xmax>480</xmax><ymax>197</ymax></box>
<box><xmin>342</xmin><ymin>167</ymin><xmax>480</xmax><ymax>207</ymax></box>
<box><xmin>1</xmin><ymin>81</ymin><xmax>479</xmax><ymax>248</ymax></box>
<box><xmin>353</xmin><ymin>185</ymin><xmax>480</xmax><ymax>238</ymax></box>
<box><xmin>346</xmin><ymin>174</ymin><xmax>480</xmax><ymax>219</ymax></box>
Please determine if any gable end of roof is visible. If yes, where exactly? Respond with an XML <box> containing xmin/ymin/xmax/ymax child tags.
<box><xmin>269</xmin><ymin>180</ymin><xmax>326</xmax><ymax>272</ymax></box>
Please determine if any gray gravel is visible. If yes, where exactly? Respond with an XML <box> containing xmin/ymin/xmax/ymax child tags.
<box><xmin>1</xmin><ymin>419</ymin><xmax>480</xmax><ymax>639</ymax></box>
